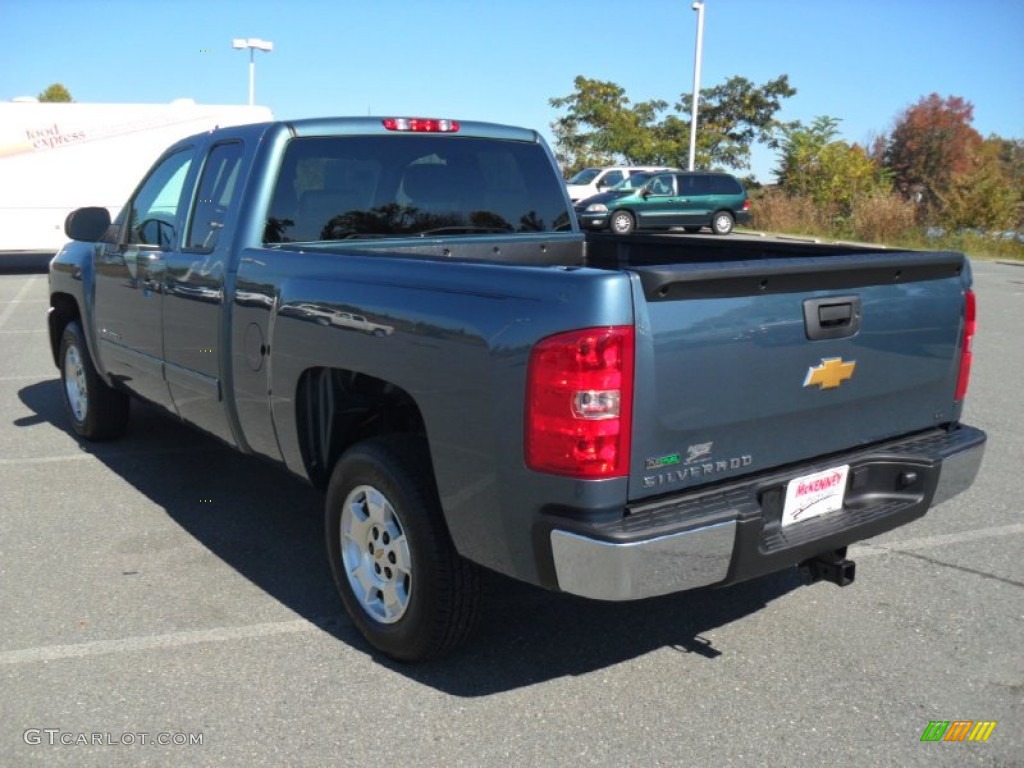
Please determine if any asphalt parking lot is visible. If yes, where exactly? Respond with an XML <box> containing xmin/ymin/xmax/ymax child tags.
<box><xmin>1</xmin><ymin>256</ymin><xmax>1021</xmax><ymax>767</ymax></box>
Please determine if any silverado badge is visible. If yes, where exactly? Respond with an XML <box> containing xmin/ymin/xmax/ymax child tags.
<box><xmin>804</xmin><ymin>357</ymin><xmax>856</xmax><ymax>390</ymax></box>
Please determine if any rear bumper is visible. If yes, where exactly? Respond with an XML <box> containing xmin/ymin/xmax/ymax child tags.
<box><xmin>549</xmin><ymin>425</ymin><xmax>985</xmax><ymax>600</ymax></box>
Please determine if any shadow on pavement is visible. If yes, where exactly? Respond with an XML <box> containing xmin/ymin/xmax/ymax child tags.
<box><xmin>18</xmin><ymin>378</ymin><xmax>802</xmax><ymax>697</ymax></box>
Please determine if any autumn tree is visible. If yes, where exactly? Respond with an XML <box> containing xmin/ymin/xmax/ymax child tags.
<box><xmin>549</xmin><ymin>74</ymin><xmax>796</xmax><ymax>175</ymax></box>
<box><xmin>884</xmin><ymin>93</ymin><xmax>982</xmax><ymax>210</ymax></box>
<box><xmin>38</xmin><ymin>83</ymin><xmax>72</xmax><ymax>102</ymax></box>
<box><xmin>940</xmin><ymin>138</ymin><xmax>1022</xmax><ymax>231</ymax></box>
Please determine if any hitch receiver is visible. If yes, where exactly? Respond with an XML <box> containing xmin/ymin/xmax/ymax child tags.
<box><xmin>799</xmin><ymin>547</ymin><xmax>856</xmax><ymax>587</ymax></box>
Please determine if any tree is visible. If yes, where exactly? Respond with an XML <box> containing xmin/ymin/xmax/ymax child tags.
<box><xmin>549</xmin><ymin>77</ymin><xmax>668</xmax><ymax>173</ymax></box>
<box><xmin>939</xmin><ymin>139</ymin><xmax>1021</xmax><ymax>232</ymax></box>
<box><xmin>884</xmin><ymin>93</ymin><xmax>982</xmax><ymax>210</ymax></box>
<box><xmin>677</xmin><ymin>75</ymin><xmax>797</xmax><ymax>170</ymax></box>
<box><xmin>775</xmin><ymin>116</ymin><xmax>890</xmax><ymax>221</ymax></box>
<box><xmin>549</xmin><ymin>74</ymin><xmax>796</xmax><ymax>175</ymax></box>
<box><xmin>38</xmin><ymin>83</ymin><xmax>72</xmax><ymax>102</ymax></box>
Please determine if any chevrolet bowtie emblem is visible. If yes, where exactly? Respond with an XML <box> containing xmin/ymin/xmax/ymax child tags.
<box><xmin>804</xmin><ymin>357</ymin><xmax>856</xmax><ymax>390</ymax></box>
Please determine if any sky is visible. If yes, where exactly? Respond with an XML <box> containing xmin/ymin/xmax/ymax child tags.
<box><xmin>1</xmin><ymin>0</ymin><xmax>1022</xmax><ymax>182</ymax></box>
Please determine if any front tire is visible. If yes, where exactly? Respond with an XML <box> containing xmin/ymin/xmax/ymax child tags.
<box><xmin>711</xmin><ymin>211</ymin><xmax>735</xmax><ymax>235</ymax></box>
<box><xmin>609</xmin><ymin>210</ymin><xmax>635</xmax><ymax>235</ymax></box>
<box><xmin>59</xmin><ymin>320</ymin><xmax>129</xmax><ymax>440</ymax></box>
<box><xmin>325</xmin><ymin>436</ymin><xmax>480</xmax><ymax>661</ymax></box>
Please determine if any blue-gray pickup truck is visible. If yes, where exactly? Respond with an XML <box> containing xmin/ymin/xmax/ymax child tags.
<box><xmin>48</xmin><ymin>116</ymin><xmax>986</xmax><ymax>661</ymax></box>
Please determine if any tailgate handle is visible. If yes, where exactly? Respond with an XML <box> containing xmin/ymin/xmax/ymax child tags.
<box><xmin>804</xmin><ymin>296</ymin><xmax>861</xmax><ymax>340</ymax></box>
<box><xmin>819</xmin><ymin>303</ymin><xmax>852</xmax><ymax>327</ymax></box>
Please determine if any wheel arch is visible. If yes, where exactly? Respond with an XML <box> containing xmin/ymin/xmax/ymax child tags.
<box><xmin>48</xmin><ymin>292</ymin><xmax>82</xmax><ymax>368</ymax></box>
<box><xmin>294</xmin><ymin>366</ymin><xmax>430</xmax><ymax>490</ymax></box>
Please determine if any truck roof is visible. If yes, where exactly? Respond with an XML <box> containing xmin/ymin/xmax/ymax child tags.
<box><xmin>186</xmin><ymin>116</ymin><xmax>542</xmax><ymax>146</ymax></box>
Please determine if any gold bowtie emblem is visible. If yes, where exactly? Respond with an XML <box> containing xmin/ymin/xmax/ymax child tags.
<box><xmin>804</xmin><ymin>357</ymin><xmax>856</xmax><ymax>390</ymax></box>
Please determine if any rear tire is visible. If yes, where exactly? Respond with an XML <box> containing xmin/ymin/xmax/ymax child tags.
<box><xmin>609</xmin><ymin>210</ymin><xmax>635</xmax><ymax>235</ymax></box>
<box><xmin>59</xmin><ymin>320</ymin><xmax>129</xmax><ymax>441</ymax></box>
<box><xmin>711</xmin><ymin>211</ymin><xmax>735</xmax><ymax>235</ymax></box>
<box><xmin>325</xmin><ymin>435</ymin><xmax>480</xmax><ymax>661</ymax></box>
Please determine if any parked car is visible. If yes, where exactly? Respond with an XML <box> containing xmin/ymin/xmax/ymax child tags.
<box><xmin>564</xmin><ymin>165</ymin><xmax>678</xmax><ymax>203</ymax></box>
<box><xmin>576</xmin><ymin>171</ymin><xmax>751</xmax><ymax>235</ymax></box>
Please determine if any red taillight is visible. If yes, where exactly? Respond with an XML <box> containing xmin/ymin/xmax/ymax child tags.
<box><xmin>525</xmin><ymin>327</ymin><xmax>634</xmax><ymax>478</ymax></box>
<box><xmin>741</xmin><ymin>199</ymin><xmax>751</xmax><ymax>211</ymax></box>
<box><xmin>954</xmin><ymin>289</ymin><xmax>976</xmax><ymax>401</ymax></box>
<box><xmin>382</xmin><ymin>117</ymin><xmax>460</xmax><ymax>133</ymax></box>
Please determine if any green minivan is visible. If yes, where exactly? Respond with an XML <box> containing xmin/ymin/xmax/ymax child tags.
<box><xmin>574</xmin><ymin>171</ymin><xmax>751</xmax><ymax>235</ymax></box>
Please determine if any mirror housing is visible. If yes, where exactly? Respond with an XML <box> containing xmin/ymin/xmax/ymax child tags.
<box><xmin>64</xmin><ymin>207</ymin><xmax>112</xmax><ymax>242</ymax></box>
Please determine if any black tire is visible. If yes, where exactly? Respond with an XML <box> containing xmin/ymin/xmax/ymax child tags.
<box><xmin>609</xmin><ymin>210</ymin><xmax>635</xmax><ymax>235</ymax></box>
<box><xmin>325</xmin><ymin>435</ymin><xmax>481</xmax><ymax>661</ymax></box>
<box><xmin>711</xmin><ymin>211</ymin><xmax>735</xmax><ymax>235</ymax></box>
<box><xmin>59</xmin><ymin>320</ymin><xmax>129</xmax><ymax>441</ymax></box>
<box><xmin>683</xmin><ymin>226</ymin><xmax>702</xmax><ymax>234</ymax></box>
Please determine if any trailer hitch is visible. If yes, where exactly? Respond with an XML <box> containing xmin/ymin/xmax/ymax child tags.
<box><xmin>799</xmin><ymin>547</ymin><xmax>856</xmax><ymax>587</ymax></box>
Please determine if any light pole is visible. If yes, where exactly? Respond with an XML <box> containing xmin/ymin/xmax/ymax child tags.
<box><xmin>687</xmin><ymin>1</ymin><xmax>705</xmax><ymax>171</ymax></box>
<box><xmin>231</xmin><ymin>37</ymin><xmax>273</xmax><ymax>106</ymax></box>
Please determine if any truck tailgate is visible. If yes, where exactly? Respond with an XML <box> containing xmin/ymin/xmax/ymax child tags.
<box><xmin>624</xmin><ymin>248</ymin><xmax>969</xmax><ymax>502</ymax></box>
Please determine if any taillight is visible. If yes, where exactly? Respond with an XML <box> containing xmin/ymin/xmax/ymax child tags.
<box><xmin>954</xmin><ymin>289</ymin><xmax>976</xmax><ymax>401</ymax></box>
<box><xmin>382</xmin><ymin>117</ymin><xmax>460</xmax><ymax>133</ymax></box>
<box><xmin>525</xmin><ymin>327</ymin><xmax>634</xmax><ymax>478</ymax></box>
<box><xmin>741</xmin><ymin>199</ymin><xmax>751</xmax><ymax>211</ymax></box>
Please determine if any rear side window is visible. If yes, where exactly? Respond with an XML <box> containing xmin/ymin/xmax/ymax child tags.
<box><xmin>682</xmin><ymin>175</ymin><xmax>713</xmax><ymax>195</ymax></box>
<box><xmin>187</xmin><ymin>141</ymin><xmax>244</xmax><ymax>251</ymax></box>
<box><xmin>710</xmin><ymin>175</ymin><xmax>743</xmax><ymax>195</ymax></box>
<box><xmin>264</xmin><ymin>135</ymin><xmax>571</xmax><ymax>243</ymax></box>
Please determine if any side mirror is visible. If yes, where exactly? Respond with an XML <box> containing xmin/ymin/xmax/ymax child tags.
<box><xmin>64</xmin><ymin>207</ymin><xmax>112</xmax><ymax>242</ymax></box>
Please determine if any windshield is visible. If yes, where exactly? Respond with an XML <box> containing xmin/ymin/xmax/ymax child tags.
<box><xmin>566</xmin><ymin>168</ymin><xmax>601</xmax><ymax>185</ymax></box>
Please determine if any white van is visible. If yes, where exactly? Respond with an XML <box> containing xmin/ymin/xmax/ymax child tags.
<box><xmin>564</xmin><ymin>165</ymin><xmax>679</xmax><ymax>203</ymax></box>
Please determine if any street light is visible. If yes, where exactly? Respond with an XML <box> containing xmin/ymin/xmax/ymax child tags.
<box><xmin>687</xmin><ymin>1</ymin><xmax>705</xmax><ymax>172</ymax></box>
<box><xmin>231</xmin><ymin>37</ymin><xmax>273</xmax><ymax>106</ymax></box>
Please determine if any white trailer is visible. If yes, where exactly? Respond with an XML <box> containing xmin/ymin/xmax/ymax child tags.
<box><xmin>0</xmin><ymin>99</ymin><xmax>272</xmax><ymax>252</ymax></box>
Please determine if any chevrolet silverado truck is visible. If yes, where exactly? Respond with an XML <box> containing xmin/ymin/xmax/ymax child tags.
<box><xmin>48</xmin><ymin>116</ymin><xmax>986</xmax><ymax>661</ymax></box>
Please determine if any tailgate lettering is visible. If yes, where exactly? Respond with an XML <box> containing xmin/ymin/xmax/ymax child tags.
<box><xmin>643</xmin><ymin>455</ymin><xmax>752</xmax><ymax>488</ymax></box>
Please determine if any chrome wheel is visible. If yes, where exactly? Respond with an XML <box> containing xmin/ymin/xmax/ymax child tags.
<box><xmin>610</xmin><ymin>211</ymin><xmax>635</xmax><ymax>235</ymax></box>
<box><xmin>340</xmin><ymin>484</ymin><xmax>412</xmax><ymax>624</ymax></box>
<box><xmin>63</xmin><ymin>343</ymin><xmax>88</xmax><ymax>423</ymax></box>
<box><xmin>712</xmin><ymin>211</ymin><xmax>734</xmax><ymax>235</ymax></box>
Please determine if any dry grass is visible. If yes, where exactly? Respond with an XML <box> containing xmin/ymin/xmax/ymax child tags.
<box><xmin>746</xmin><ymin>188</ymin><xmax>1024</xmax><ymax>260</ymax></box>
<box><xmin>849</xmin><ymin>194</ymin><xmax>917</xmax><ymax>244</ymax></box>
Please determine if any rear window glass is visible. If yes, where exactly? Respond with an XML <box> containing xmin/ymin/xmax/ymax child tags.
<box><xmin>710</xmin><ymin>175</ymin><xmax>743</xmax><ymax>194</ymax></box>
<box><xmin>264</xmin><ymin>135</ymin><xmax>571</xmax><ymax>243</ymax></box>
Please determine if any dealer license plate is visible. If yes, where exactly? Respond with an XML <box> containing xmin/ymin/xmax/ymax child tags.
<box><xmin>781</xmin><ymin>464</ymin><xmax>850</xmax><ymax>527</ymax></box>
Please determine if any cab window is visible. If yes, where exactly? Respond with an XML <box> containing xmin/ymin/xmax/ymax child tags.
<box><xmin>187</xmin><ymin>142</ymin><xmax>244</xmax><ymax>252</ymax></box>
<box><xmin>648</xmin><ymin>175</ymin><xmax>676</xmax><ymax>196</ymax></box>
<box><xmin>598</xmin><ymin>170</ymin><xmax>624</xmax><ymax>188</ymax></box>
<box><xmin>126</xmin><ymin>149</ymin><xmax>193</xmax><ymax>249</ymax></box>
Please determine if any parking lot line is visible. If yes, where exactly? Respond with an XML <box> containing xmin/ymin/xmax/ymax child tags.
<box><xmin>852</xmin><ymin>521</ymin><xmax>1024</xmax><ymax>557</ymax></box>
<box><xmin>0</xmin><ymin>275</ymin><xmax>42</xmax><ymax>328</ymax></box>
<box><xmin>0</xmin><ymin>618</ymin><xmax>324</xmax><ymax>666</ymax></box>
<box><xmin>0</xmin><ymin>445</ymin><xmax>230</xmax><ymax>466</ymax></box>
